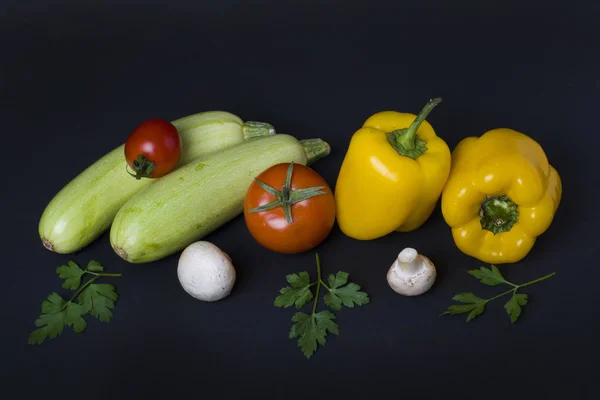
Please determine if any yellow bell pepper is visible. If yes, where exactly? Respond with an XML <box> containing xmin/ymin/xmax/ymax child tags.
<box><xmin>441</xmin><ymin>128</ymin><xmax>562</xmax><ymax>264</ymax></box>
<box><xmin>335</xmin><ymin>98</ymin><xmax>451</xmax><ymax>240</ymax></box>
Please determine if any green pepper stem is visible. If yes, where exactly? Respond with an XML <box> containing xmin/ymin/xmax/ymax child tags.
<box><xmin>386</xmin><ymin>97</ymin><xmax>442</xmax><ymax>159</ymax></box>
<box><xmin>397</xmin><ymin>97</ymin><xmax>442</xmax><ymax>150</ymax></box>
<box><xmin>479</xmin><ymin>195</ymin><xmax>519</xmax><ymax>235</ymax></box>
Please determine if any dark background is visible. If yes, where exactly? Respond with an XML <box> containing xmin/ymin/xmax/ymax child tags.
<box><xmin>3</xmin><ymin>0</ymin><xmax>599</xmax><ymax>398</ymax></box>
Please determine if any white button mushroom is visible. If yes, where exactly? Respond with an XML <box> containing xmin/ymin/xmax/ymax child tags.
<box><xmin>386</xmin><ymin>247</ymin><xmax>436</xmax><ymax>296</ymax></box>
<box><xmin>177</xmin><ymin>241</ymin><xmax>236</xmax><ymax>302</ymax></box>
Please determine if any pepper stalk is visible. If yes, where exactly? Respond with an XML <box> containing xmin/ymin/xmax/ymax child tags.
<box><xmin>387</xmin><ymin>97</ymin><xmax>442</xmax><ymax>159</ymax></box>
<box><xmin>479</xmin><ymin>195</ymin><xmax>519</xmax><ymax>234</ymax></box>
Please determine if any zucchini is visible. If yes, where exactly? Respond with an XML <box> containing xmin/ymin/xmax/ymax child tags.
<box><xmin>110</xmin><ymin>134</ymin><xmax>331</xmax><ymax>263</ymax></box>
<box><xmin>39</xmin><ymin>111</ymin><xmax>274</xmax><ymax>254</ymax></box>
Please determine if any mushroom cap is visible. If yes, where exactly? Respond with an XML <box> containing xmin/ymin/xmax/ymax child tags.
<box><xmin>387</xmin><ymin>253</ymin><xmax>436</xmax><ymax>296</ymax></box>
<box><xmin>177</xmin><ymin>241</ymin><xmax>236</xmax><ymax>302</ymax></box>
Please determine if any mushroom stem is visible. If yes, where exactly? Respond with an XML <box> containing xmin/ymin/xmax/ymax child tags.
<box><xmin>396</xmin><ymin>248</ymin><xmax>420</xmax><ymax>273</ymax></box>
<box><xmin>387</xmin><ymin>247</ymin><xmax>437</xmax><ymax>296</ymax></box>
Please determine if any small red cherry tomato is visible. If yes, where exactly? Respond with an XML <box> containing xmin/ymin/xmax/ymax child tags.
<box><xmin>244</xmin><ymin>162</ymin><xmax>336</xmax><ymax>254</ymax></box>
<box><xmin>124</xmin><ymin>118</ymin><xmax>182</xmax><ymax>179</ymax></box>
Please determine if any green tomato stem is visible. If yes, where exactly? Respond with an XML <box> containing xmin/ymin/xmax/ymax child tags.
<box><xmin>247</xmin><ymin>162</ymin><xmax>328</xmax><ymax>224</ymax></box>
<box><xmin>127</xmin><ymin>155</ymin><xmax>156</xmax><ymax>180</ymax></box>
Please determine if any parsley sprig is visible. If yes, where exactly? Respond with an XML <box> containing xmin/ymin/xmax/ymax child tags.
<box><xmin>275</xmin><ymin>253</ymin><xmax>369</xmax><ymax>358</ymax></box>
<box><xmin>441</xmin><ymin>265</ymin><xmax>555</xmax><ymax>323</ymax></box>
<box><xmin>29</xmin><ymin>260</ymin><xmax>122</xmax><ymax>345</ymax></box>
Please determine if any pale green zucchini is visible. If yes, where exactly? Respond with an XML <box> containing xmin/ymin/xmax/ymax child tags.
<box><xmin>110</xmin><ymin>134</ymin><xmax>331</xmax><ymax>264</ymax></box>
<box><xmin>39</xmin><ymin>111</ymin><xmax>274</xmax><ymax>254</ymax></box>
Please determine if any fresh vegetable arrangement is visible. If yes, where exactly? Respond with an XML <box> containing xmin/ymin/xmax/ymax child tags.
<box><xmin>31</xmin><ymin>99</ymin><xmax>561</xmax><ymax>359</ymax></box>
<box><xmin>110</xmin><ymin>134</ymin><xmax>331</xmax><ymax>263</ymax></box>
<box><xmin>39</xmin><ymin>111</ymin><xmax>274</xmax><ymax>254</ymax></box>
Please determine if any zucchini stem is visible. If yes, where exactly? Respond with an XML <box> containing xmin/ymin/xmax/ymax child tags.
<box><xmin>242</xmin><ymin>121</ymin><xmax>276</xmax><ymax>139</ymax></box>
<box><xmin>301</xmin><ymin>139</ymin><xmax>331</xmax><ymax>165</ymax></box>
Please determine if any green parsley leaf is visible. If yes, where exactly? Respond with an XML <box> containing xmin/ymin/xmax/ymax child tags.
<box><xmin>274</xmin><ymin>272</ymin><xmax>313</xmax><ymax>309</ymax></box>
<box><xmin>441</xmin><ymin>293</ymin><xmax>487</xmax><ymax>322</ymax></box>
<box><xmin>78</xmin><ymin>284</ymin><xmax>118</xmax><ymax>323</ymax></box>
<box><xmin>289</xmin><ymin>313</ymin><xmax>313</xmax><ymax>356</ymax></box>
<box><xmin>276</xmin><ymin>253</ymin><xmax>368</xmax><ymax>358</ymax></box>
<box><xmin>56</xmin><ymin>261</ymin><xmax>85</xmax><ymax>290</ymax></box>
<box><xmin>504</xmin><ymin>293</ymin><xmax>528</xmax><ymax>323</ymax></box>
<box><xmin>64</xmin><ymin>302</ymin><xmax>88</xmax><ymax>332</ymax></box>
<box><xmin>87</xmin><ymin>260</ymin><xmax>104</xmax><ymax>272</ymax></box>
<box><xmin>466</xmin><ymin>304</ymin><xmax>486</xmax><ymax>322</ymax></box>
<box><xmin>467</xmin><ymin>265</ymin><xmax>507</xmax><ymax>286</ymax></box>
<box><xmin>452</xmin><ymin>292</ymin><xmax>485</xmax><ymax>304</ymax></box>
<box><xmin>327</xmin><ymin>271</ymin><xmax>348</xmax><ymax>289</ymax></box>
<box><xmin>324</xmin><ymin>281</ymin><xmax>370</xmax><ymax>311</ymax></box>
<box><xmin>29</xmin><ymin>300</ymin><xmax>87</xmax><ymax>344</ymax></box>
<box><xmin>29</xmin><ymin>259</ymin><xmax>122</xmax><ymax>345</ymax></box>
<box><xmin>315</xmin><ymin>310</ymin><xmax>339</xmax><ymax>337</ymax></box>
<box><xmin>289</xmin><ymin>311</ymin><xmax>339</xmax><ymax>359</ymax></box>
<box><xmin>441</xmin><ymin>303</ymin><xmax>487</xmax><ymax>322</ymax></box>
<box><xmin>442</xmin><ymin>267</ymin><xmax>554</xmax><ymax>324</ymax></box>
<box><xmin>287</xmin><ymin>272</ymin><xmax>311</xmax><ymax>288</ymax></box>
<box><xmin>29</xmin><ymin>311</ymin><xmax>66</xmax><ymax>345</ymax></box>
<box><xmin>41</xmin><ymin>292</ymin><xmax>67</xmax><ymax>313</ymax></box>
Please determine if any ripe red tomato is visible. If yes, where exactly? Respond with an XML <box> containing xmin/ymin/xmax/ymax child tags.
<box><xmin>244</xmin><ymin>162</ymin><xmax>336</xmax><ymax>254</ymax></box>
<box><xmin>124</xmin><ymin>118</ymin><xmax>182</xmax><ymax>179</ymax></box>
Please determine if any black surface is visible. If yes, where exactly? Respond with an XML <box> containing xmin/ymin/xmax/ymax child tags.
<box><xmin>3</xmin><ymin>1</ymin><xmax>599</xmax><ymax>398</ymax></box>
